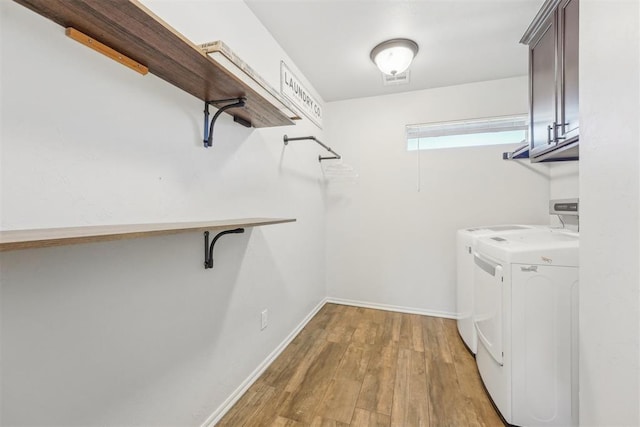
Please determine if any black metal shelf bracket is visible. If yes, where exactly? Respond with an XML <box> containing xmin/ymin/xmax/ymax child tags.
<box><xmin>203</xmin><ymin>228</ymin><xmax>245</xmax><ymax>269</ymax></box>
<box><xmin>203</xmin><ymin>97</ymin><xmax>247</xmax><ymax>148</ymax></box>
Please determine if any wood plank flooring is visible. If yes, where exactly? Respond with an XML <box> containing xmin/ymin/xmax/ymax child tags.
<box><xmin>216</xmin><ymin>303</ymin><xmax>503</xmax><ymax>427</ymax></box>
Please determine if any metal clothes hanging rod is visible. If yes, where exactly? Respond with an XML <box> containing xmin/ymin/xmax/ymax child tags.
<box><xmin>283</xmin><ymin>135</ymin><xmax>341</xmax><ymax>162</ymax></box>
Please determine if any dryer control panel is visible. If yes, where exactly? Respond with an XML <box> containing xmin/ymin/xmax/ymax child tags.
<box><xmin>549</xmin><ymin>198</ymin><xmax>579</xmax><ymax>216</ymax></box>
<box><xmin>550</xmin><ymin>198</ymin><xmax>579</xmax><ymax>231</ymax></box>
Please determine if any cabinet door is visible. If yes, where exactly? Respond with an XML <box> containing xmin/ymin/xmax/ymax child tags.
<box><xmin>529</xmin><ymin>17</ymin><xmax>557</xmax><ymax>156</ymax></box>
<box><xmin>558</xmin><ymin>0</ymin><xmax>579</xmax><ymax>141</ymax></box>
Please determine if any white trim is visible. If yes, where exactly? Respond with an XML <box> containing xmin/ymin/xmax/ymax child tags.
<box><xmin>326</xmin><ymin>297</ymin><xmax>458</xmax><ymax>320</ymax></box>
<box><xmin>200</xmin><ymin>297</ymin><xmax>329</xmax><ymax>427</ymax></box>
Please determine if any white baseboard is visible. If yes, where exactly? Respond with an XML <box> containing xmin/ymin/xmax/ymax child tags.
<box><xmin>201</xmin><ymin>297</ymin><xmax>329</xmax><ymax>427</ymax></box>
<box><xmin>326</xmin><ymin>297</ymin><xmax>458</xmax><ymax>320</ymax></box>
<box><xmin>201</xmin><ymin>296</ymin><xmax>455</xmax><ymax>426</ymax></box>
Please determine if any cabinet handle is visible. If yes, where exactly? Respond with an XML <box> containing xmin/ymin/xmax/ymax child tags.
<box><xmin>554</xmin><ymin>122</ymin><xmax>569</xmax><ymax>140</ymax></box>
<box><xmin>547</xmin><ymin>124</ymin><xmax>554</xmax><ymax>143</ymax></box>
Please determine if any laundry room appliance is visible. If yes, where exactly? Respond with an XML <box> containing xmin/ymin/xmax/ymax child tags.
<box><xmin>473</xmin><ymin>216</ymin><xmax>579</xmax><ymax>426</ymax></box>
<box><xmin>457</xmin><ymin>224</ymin><xmax>545</xmax><ymax>354</ymax></box>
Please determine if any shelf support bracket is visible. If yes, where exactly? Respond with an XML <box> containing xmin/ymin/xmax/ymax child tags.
<box><xmin>204</xmin><ymin>228</ymin><xmax>245</xmax><ymax>269</ymax></box>
<box><xmin>203</xmin><ymin>98</ymin><xmax>247</xmax><ymax>148</ymax></box>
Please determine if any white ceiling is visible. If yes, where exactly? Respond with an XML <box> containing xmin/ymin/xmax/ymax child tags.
<box><xmin>245</xmin><ymin>0</ymin><xmax>544</xmax><ymax>102</ymax></box>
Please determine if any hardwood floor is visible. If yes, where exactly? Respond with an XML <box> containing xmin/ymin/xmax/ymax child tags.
<box><xmin>216</xmin><ymin>303</ymin><xmax>503</xmax><ymax>427</ymax></box>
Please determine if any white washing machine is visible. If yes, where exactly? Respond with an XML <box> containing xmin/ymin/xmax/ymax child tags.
<box><xmin>457</xmin><ymin>224</ymin><xmax>547</xmax><ymax>354</ymax></box>
<box><xmin>473</xmin><ymin>228</ymin><xmax>579</xmax><ymax>427</ymax></box>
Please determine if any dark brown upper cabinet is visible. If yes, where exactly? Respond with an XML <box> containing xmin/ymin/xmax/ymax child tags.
<box><xmin>521</xmin><ymin>0</ymin><xmax>579</xmax><ymax>162</ymax></box>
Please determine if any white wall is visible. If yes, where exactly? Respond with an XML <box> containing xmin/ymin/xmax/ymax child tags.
<box><xmin>0</xmin><ymin>1</ymin><xmax>327</xmax><ymax>425</ymax></box>
<box><xmin>549</xmin><ymin>162</ymin><xmax>579</xmax><ymax>227</ymax></box>
<box><xmin>324</xmin><ymin>77</ymin><xmax>551</xmax><ymax>316</ymax></box>
<box><xmin>549</xmin><ymin>163</ymin><xmax>579</xmax><ymax>200</ymax></box>
<box><xmin>579</xmin><ymin>0</ymin><xmax>640</xmax><ymax>425</ymax></box>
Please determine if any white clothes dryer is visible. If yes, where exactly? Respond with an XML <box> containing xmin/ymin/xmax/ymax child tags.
<box><xmin>473</xmin><ymin>229</ymin><xmax>579</xmax><ymax>427</ymax></box>
<box><xmin>456</xmin><ymin>225</ymin><xmax>546</xmax><ymax>354</ymax></box>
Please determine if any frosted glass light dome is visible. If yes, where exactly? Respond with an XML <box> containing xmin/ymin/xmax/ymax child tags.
<box><xmin>370</xmin><ymin>39</ymin><xmax>419</xmax><ymax>76</ymax></box>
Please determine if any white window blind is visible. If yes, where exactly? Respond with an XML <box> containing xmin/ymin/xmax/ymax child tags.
<box><xmin>406</xmin><ymin>114</ymin><xmax>528</xmax><ymax>150</ymax></box>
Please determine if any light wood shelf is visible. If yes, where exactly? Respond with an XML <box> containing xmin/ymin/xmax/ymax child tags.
<box><xmin>0</xmin><ymin>218</ymin><xmax>296</xmax><ymax>252</ymax></box>
<box><xmin>14</xmin><ymin>0</ymin><xmax>299</xmax><ymax>128</ymax></box>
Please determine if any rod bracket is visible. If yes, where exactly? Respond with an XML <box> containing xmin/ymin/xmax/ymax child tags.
<box><xmin>319</xmin><ymin>155</ymin><xmax>341</xmax><ymax>162</ymax></box>
<box><xmin>203</xmin><ymin>228</ymin><xmax>245</xmax><ymax>269</ymax></box>
<box><xmin>203</xmin><ymin>97</ymin><xmax>247</xmax><ymax>148</ymax></box>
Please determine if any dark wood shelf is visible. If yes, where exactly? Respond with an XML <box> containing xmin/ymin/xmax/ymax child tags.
<box><xmin>14</xmin><ymin>0</ymin><xmax>298</xmax><ymax>128</ymax></box>
<box><xmin>0</xmin><ymin>218</ymin><xmax>296</xmax><ymax>251</ymax></box>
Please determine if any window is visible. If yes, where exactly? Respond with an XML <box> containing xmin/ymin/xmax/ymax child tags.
<box><xmin>406</xmin><ymin>114</ymin><xmax>528</xmax><ymax>151</ymax></box>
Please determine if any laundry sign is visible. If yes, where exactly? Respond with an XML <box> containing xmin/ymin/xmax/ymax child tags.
<box><xmin>280</xmin><ymin>61</ymin><xmax>323</xmax><ymax>129</ymax></box>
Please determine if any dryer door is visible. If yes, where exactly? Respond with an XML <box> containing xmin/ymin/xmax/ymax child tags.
<box><xmin>473</xmin><ymin>252</ymin><xmax>504</xmax><ymax>365</ymax></box>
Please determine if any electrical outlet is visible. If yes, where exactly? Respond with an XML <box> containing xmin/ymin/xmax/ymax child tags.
<box><xmin>261</xmin><ymin>309</ymin><xmax>268</xmax><ymax>330</ymax></box>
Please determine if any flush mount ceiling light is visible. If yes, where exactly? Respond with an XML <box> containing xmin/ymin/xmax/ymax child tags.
<box><xmin>370</xmin><ymin>38</ymin><xmax>419</xmax><ymax>76</ymax></box>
